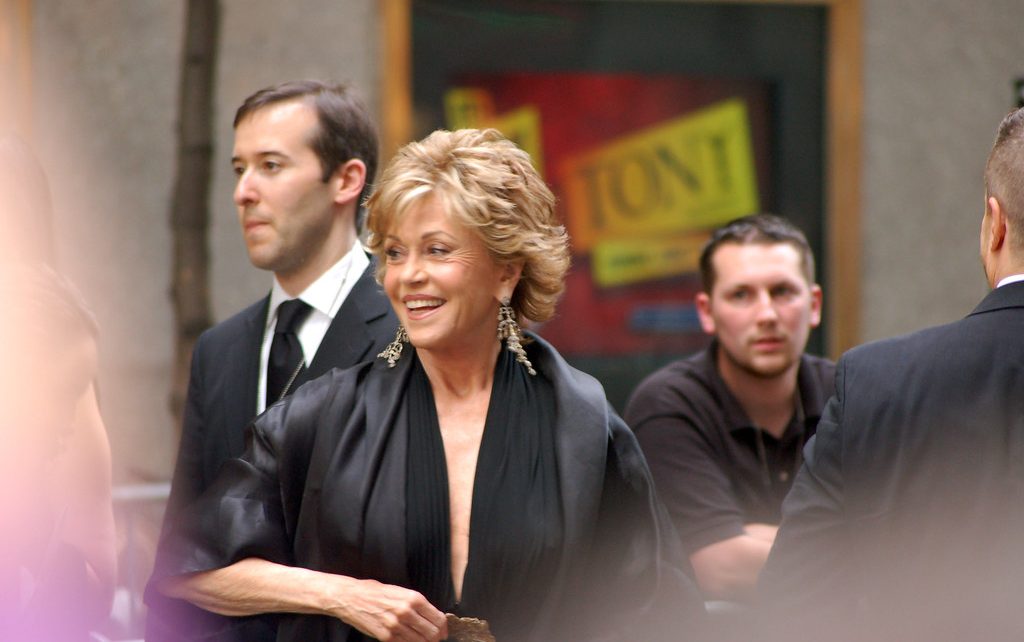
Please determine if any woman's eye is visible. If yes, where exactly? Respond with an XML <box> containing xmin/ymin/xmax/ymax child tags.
<box><xmin>384</xmin><ymin>247</ymin><xmax>403</xmax><ymax>261</ymax></box>
<box><xmin>427</xmin><ymin>245</ymin><xmax>450</xmax><ymax>256</ymax></box>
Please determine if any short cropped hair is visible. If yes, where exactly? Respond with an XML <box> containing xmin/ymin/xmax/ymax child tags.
<box><xmin>365</xmin><ymin>129</ymin><xmax>570</xmax><ymax>323</ymax></box>
<box><xmin>699</xmin><ymin>213</ymin><xmax>816</xmax><ymax>292</ymax></box>
<box><xmin>985</xmin><ymin>107</ymin><xmax>1024</xmax><ymax>248</ymax></box>
<box><xmin>234</xmin><ymin>80</ymin><xmax>378</xmax><ymax>218</ymax></box>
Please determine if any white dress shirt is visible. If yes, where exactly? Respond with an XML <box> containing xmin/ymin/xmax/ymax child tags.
<box><xmin>256</xmin><ymin>242</ymin><xmax>370</xmax><ymax>413</ymax></box>
<box><xmin>996</xmin><ymin>273</ymin><xmax>1024</xmax><ymax>289</ymax></box>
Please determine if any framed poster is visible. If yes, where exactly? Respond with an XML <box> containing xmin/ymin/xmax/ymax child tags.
<box><xmin>444</xmin><ymin>72</ymin><xmax>771</xmax><ymax>360</ymax></box>
<box><xmin>382</xmin><ymin>0</ymin><xmax>862</xmax><ymax>409</ymax></box>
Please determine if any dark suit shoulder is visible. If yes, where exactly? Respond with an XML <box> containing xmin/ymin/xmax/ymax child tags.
<box><xmin>193</xmin><ymin>297</ymin><xmax>267</xmax><ymax>353</ymax></box>
<box><xmin>344</xmin><ymin>262</ymin><xmax>393</xmax><ymax>322</ymax></box>
<box><xmin>797</xmin><ymin>353</ymin><xmax>836</xmax><ymax>413</ymax></box>
<box><xmin>343</xmin><ymin>263</ymin><xmax>400</xmax><ymax>349</ymax></box>
<box><xmin>798</xmin><ymin>352</ymin><xmax>835</xmax><ymax>382</ymax></box>
<box><xmin>841</xmin><ymin>283</ymin><xmax>1024</xmax><ymax>370</ymax></box>
<box><xmin>828</xmin><ymin>307</ymin><xmax>1024</xmax><ymax>473</ymax></box>
<box><xmin>839</xmin><ymin>313</ymin><xmax>981</xmax><ymax>375</ymax></box>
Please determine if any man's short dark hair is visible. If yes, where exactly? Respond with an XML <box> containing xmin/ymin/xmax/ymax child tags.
<box><xmin>698</xmin><ymin>213</ymin><xmax>816</xmax><ymax>292</ymax></box>
<box><xmin>985</xmin><ymin>106</ymin><xmax>1024</xmax><ymax>247</ymax></box>
<box><xmin>234</xmin><ymin>80</ymin><xmax>379</xmax><ymax>222</ymax></box>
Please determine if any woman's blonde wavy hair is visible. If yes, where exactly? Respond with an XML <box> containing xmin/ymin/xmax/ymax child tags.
<box><xmin>365</xmin><ymin>128</ymin><xmax>570</xmax><ymax>324</ymax></box>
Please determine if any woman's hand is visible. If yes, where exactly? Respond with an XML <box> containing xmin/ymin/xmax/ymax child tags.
<box><xmin>331</xmin><ymin>578</ymin><xmax>448</xmax><ymax>642</ymax></box>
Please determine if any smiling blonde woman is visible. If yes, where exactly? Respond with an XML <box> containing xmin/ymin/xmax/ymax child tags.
<box><xmin>154</xmin><ymin>128</ymin><xmax>704</xmax><ymax>642</ymax></box>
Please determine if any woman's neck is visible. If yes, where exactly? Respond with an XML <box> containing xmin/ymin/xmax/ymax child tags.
<box><xmin>417</xmin><ymin>340</ymin><xmax>503</xmax><ymax>402</ymax></box>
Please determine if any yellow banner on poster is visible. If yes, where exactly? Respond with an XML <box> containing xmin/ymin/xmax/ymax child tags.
<box><xmin>560</xmin><ymin>98</ymin><xmax>759</xmax><ymax>253</ymax></box>
<box><xmin>592</xmin><ymin>232</ymin><xmax>709</xmax><ymax>288</ymax></box>
<box><xmin>489</xmin><ymin>106</ymin><xmax>544</xmax><ymax>177</ymax></box>
<box><xmin>445</xmin><ymin>88</ymin><xmax>496</xmax><ymax>129</ymax></box>
<box><xmin>444</xmin><ymin>89</ymin><xmax>545</xmax><ymax>176</ymax></box>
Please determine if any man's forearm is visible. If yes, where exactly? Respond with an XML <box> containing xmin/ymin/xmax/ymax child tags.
<box><xmin>744</xmin><ymin>522</ymin><xmax>779</xmax><ymax>543</ymax></box>
<box><xmin>689</xmin><ymin>526</ymin><xmax>777</xmax><ymax>601</ymax></box>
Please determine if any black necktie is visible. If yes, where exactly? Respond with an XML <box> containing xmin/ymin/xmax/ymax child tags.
<box><xmin>267</xmin><ymin>299</ymin><xmax>312</xmax><ymax>406</ymax></box>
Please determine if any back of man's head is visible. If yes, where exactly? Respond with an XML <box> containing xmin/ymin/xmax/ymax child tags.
<box><xmin>234</xmin><ymin>80</ymin><xmax>379</xmax><ymax>208</ymax></box>
<box><xmin>985</xmin><ymin>107</ymin><xmax>1024</xmax><ymax>248</ymax></box>
<box><xmin>698</xmin><ymin>213</ymin><xmax>816</xmax><ymax>293</ymax></box>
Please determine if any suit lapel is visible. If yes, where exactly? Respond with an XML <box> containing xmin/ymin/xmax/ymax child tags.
<box><xmin>970</xmin><ymin>281</ymin><xmax>1024</xmax><ymax>316</ymax></box>
<box><xmin>225</xmin><ymin>297</ymin><xmax>268</xmax><ymax>458</ymax></box>
<box><xmin>299</xmin><ymin>264</ymin><xmax>392</xmax><ymax>385</ymax></box>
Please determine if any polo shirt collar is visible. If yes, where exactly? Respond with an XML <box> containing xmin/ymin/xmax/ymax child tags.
<box><xmin>703</xmin><ymin>340</ymin><xmax>823</xmax><ymax>438</ymax></box>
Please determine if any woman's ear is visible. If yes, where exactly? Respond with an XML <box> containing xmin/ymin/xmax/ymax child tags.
<box><xmin>496</xmin><ymin>261</ymin><xmax>524</xmax><ymax>302</ymax></box>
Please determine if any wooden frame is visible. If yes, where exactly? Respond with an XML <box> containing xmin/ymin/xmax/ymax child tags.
<box><xmin>379</xmin><ymin>0</ymin><xmax>862</xmax><ymax>357</ymax></box>
<box><xmin>0</xmin><ymin>0</ymin><xmax>35</xmax><ymax>138</ymax></box>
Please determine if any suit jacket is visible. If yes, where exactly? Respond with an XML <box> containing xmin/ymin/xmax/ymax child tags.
<box><xmin>759</xmin><ymin>282</ymin><xmax>1024</xmax><ymax>642</ymax></box>
<box><xmin>152</xmin><ymin>334</ymin><xmax>705</xmax><ymax>642</ymax></box>
<box><xmin>146</xmin><ymin>262</ymin><xmax>398</xmax><ymax>642</ymax></box>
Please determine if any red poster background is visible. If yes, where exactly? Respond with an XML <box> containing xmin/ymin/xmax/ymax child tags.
<box><xmin>454</xmin><ymin>72</ymin><xmax>772</xmax><ymax>356</ymax></box>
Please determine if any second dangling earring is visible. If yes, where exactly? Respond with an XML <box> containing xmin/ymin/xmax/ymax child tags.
<box><xmin>378</xmin><ymin>325</ymin><xmax>408</xmax><ymax>368</ymax></box>
<box><xmin>497</xmin><ymin>298</ymin><xmax>536</xmax><ymax>376</ymax></box>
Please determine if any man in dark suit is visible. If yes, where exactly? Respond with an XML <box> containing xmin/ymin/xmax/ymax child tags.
<box><xmin>145</xmin><ymin>80</ymin><xmax>398</xmax><ymax>641</ymax></box>
<box><xmin>759</xmin><ymin>106</ymin><xmax>1024</xmax><ymax>642</ymax></box>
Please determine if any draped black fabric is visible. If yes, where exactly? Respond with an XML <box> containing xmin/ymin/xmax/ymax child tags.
<box><xmin>151</xmin><ymin>334</ymin><xmax>705</xmax><ymax>641</ymax></box>
<box><xmin>405</xmin><ymin>357</ymin><xmax>453</xmax><ymax>610</ymax></box>
<box><xmin>405</xmin><ymin>347</ymin><xmax>562</xmax><ymax>639</ymax></box>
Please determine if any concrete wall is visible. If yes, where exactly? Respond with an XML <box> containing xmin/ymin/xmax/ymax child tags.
<box><xmin>27</xmin><ymin>0</ymin><xmax>1024</xmax><ymax>484</ymax></box>
<box><xmin>31</xmin><ymin>0</ymin><xmax>379</xmax><ymax>483</ymax></box>
<box><xmin>861</xmin><ymin>0</ymin><xmax>1024</xmax><ymax>341</ymax></box>
<box><xmin>210</xmin><ymin>0</ymin><xmax>379</xmax><ymax>320</ymax></box>
<box><xmin>32</xmin><ymin>0</ymin><xmax>183</xmax><ymax>484</ymax></box>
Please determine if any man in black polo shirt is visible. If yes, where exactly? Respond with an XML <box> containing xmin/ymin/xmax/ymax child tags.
<box><xmin>625</xmin><ymin>214</ymin><xmax>834</xmax><ymax>603</ymax></box>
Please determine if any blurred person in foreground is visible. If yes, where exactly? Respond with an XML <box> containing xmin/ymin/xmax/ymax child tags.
<box><xmin>625</xmin><ymin>214</ymin><xmax>833</xmax><ymax>604</ymax></box>
<box><xmin>759</xmin><ymin>106</ymin><xmax>1024</xmax><ymax>641</ymax></box>
<box><xmin>0</xmin><ymin>135</ymin><xmax>116</xmax><ymax>639</ymax></box>
<box><xmin>152</xmin><ymin>128</ymin><xmax>704</xmax><ymax>641</ymax></box>
<box><xmin>0</xmin><ymin>267</ymin><xmax>112</xmax><ymax>640</ymax></box>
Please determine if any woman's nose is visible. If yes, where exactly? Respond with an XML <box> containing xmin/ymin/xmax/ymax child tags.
<box><xmin>400</xmin><ymin>253</ymin><xmax>426</xmax><ymax>283</ymax></box>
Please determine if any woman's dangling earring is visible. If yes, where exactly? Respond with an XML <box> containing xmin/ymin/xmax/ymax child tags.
<box><xmin>497</xmin><ymin>298</ymin><xmax>536</xmax><ymax>376</ymax></box>
<box><xmin>378</xmin><ymin>325</ymin><xmax>408</xmax><ymax>368</ymax></box>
